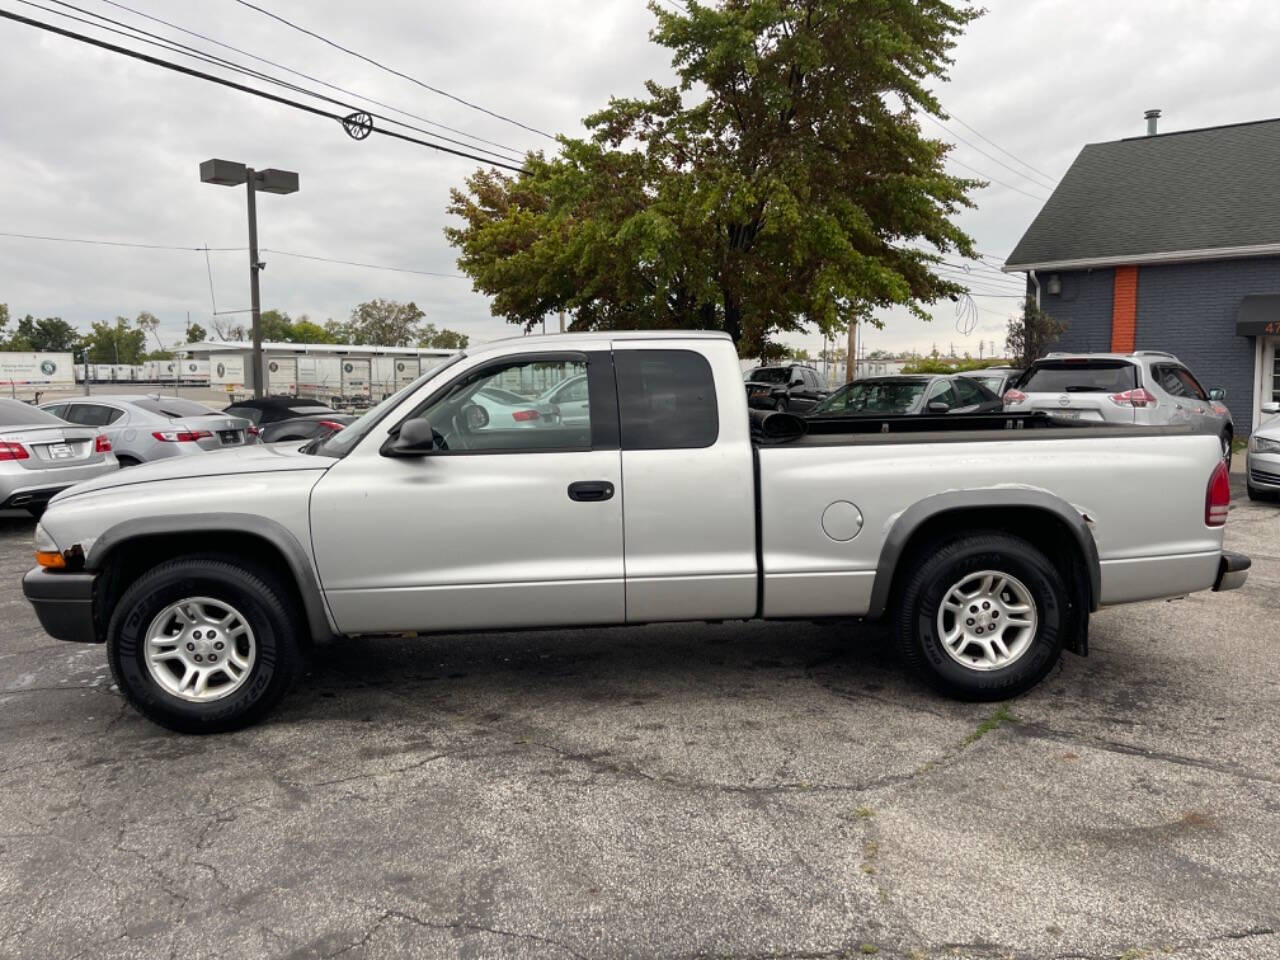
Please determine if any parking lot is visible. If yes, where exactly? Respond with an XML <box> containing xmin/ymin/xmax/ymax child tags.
<box><xmin>0</xmin><ymin>480</ymin><xmax>1275</xmax><ymax>960</ymax></box>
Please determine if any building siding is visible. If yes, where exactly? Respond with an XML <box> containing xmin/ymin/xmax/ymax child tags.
<box><xmin>1032</xmin><ymin>257</ymin><xmax>1280</xmax><ymax>435</ymax></box>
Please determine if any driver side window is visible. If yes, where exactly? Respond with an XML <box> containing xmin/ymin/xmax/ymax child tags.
<box><xmin>412</xmin><ymin>357</ymin><xmax>590</xmax><ymax>453</ymax></box>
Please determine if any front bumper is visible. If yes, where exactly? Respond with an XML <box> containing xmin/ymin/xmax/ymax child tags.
<box><xmin>1247</xmin><ymin>450</ymin><xmax>1280</xmax><ymax>490</ymax></box>
<box><xmin>22</xmin><ymin>567</ymin><xmax>100</xmax><ymax>643</ymax></box>
<box><xmin>1213</xmin><ymin>552</ymin><xmax>1251</xmax><ymax>592</ymax></box>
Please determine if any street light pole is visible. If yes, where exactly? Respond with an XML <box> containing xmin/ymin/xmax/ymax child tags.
<box><xmin>200</xmin><ymin>158</ymin><xmax>299</xmax><ymax>399</ymax></box>
<box><xmin>245</xmin><ymin>167</ymin><xmax>264</xmax><ymax>400</ymax></box>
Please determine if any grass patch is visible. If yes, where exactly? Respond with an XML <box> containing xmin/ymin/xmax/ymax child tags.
<box><xmin>962</xmin><ymin>704</ymin><xmax>1015</xmax><ymax>747</ymax></box>
<box><xmin>853</xmin><ymin>804</ymin><xmax>876</xmax><ymax>819</ymax></box>
<box><xmin>858</xmin><ymin>945</ymin><xmax>879</xmax><ymax>955</ymax></box>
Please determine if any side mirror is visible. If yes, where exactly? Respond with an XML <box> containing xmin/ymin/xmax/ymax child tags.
<box><xmin>385</xmin><ymin>418</ymin><xmax>436</xmax><ymax>456</ymax></box>
<box><xmin>1262</xmin><ymin>401</ymin><xmax>1280</xmax><ymax>415</ymax></box>
<box><xmin>927</xmin><ymin>401</ymin><xmax>951</xmax><ymax>413</ymax></box>
<box><xmin>461</xmin><ymin>402</ymin><xmax>489</xmax><ymax>431</ymax></box>
<box><xmin>1208</xmin><ymin>387</ymin><xmax>1226</xmax><ymax>401</ymax></box>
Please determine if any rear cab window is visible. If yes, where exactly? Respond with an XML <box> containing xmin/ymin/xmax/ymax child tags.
<box><xmin>1019</xmin><ymin>361</ymin><xmax>1138</xmax><ymax>394</ymax></box>
<box><xmin>615</xmin><ymin>350</ymin><xmax>719</xmax><ymax>449</ymax></box>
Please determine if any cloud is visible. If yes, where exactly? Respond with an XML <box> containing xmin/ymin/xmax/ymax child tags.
<box><xmin>1</xmin><ymin>0</ymin><xmax>1276</xmax><ymax>356</ymax></box>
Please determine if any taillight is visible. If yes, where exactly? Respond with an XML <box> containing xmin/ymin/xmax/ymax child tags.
<box><xmin>95</xmin><ymin>434</ymin><xmax>112</xmax><ymax>453</ymax></box>
<box><xmin>247</xmin><ymin>425</ymin><xmax>261</xmax><ymax>437</ymax></box>
<box><xmin>1205</xmin><ymin>460</ymin><xmax>1231</xmax><ymax>526</ymax></box>
<box><xmin>1003</xmin><ymin>389</ymin><xmax>1028</xmax><ymax>406</ymax></box>
<box><xmin>1109</xmin><ymin>388</ymin><xmax>1157</xmax><ymax>408</ymax></box>
<box><xmin>317</xmin><ymin>420</ymin><xmax>345</xmax><ymax>432</ymax></box>
<box><xmin>0</xmin><ymin>441</ymin><xmax>29</xmax><ymax>461</ymax></box>
<box><xmin>511</xmin><ymin>409</ymin><xmax>540</xmax><ymax>422</ymax></box>
<box><xmin>151</xmin><ymin>430</ymin><xmax>213</xmax><ymax>442</ymax></box>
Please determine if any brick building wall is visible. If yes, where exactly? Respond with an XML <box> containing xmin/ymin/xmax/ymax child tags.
<box><xmin>1031</xmin><ymin>256</ymin><xmax>1280</xmax><ymax>435</ymax></box>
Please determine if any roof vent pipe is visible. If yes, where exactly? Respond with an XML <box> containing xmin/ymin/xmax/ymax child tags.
<box><xmin>1144</xmin><ymin>109</ymin><xmax>1161</xmax><ymax>136</ymax></box>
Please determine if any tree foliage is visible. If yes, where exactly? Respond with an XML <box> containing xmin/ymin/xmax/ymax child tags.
<box><xmin>0</xmin><ymin>314</ymin><xmax>80</xmax><ymax>352</ymax></box>
<box><xmin>83</xmin><ymin>317</ymin><xmax>147</xmax><ymax>364</ymax></box>
<box><xmin>1005</xmin><ymin>301</ymin><xmax>1066</xmax><ymax>368</ymax></box>
<box><xmin>446</xmin><ymin>0</ymin><xmax>981</xmax><ymax>357</ymax></box>
<box><xmin>185</xmin><ymin>322</ymin><xmax>208</xmax><ymax>344</ymax></box>
<box><xmin>900</xmin><ymin>356</ymin><xmax>1009</xmax><ymax>374</ymax></box>
<box><xmin>420</xmin><ymin>324</ymin><xmax>469</xmax><ymax>350</ymax></box>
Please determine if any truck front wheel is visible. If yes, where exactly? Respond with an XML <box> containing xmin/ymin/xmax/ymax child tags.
<box><xmin>895</xmin><ymin>533</ymin><xmax>1067</xmax><ymax>701</ymax></box>
<box><xmin>106</xmin><ymin>555</ymin><xmax>301</xmax><ymax>733</ymax></box>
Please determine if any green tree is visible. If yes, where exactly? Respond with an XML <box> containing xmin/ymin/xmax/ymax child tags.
<box><xmin>1006</xmin><ymin>301</ymin><xmax>1066</xmax><ymax>368</ymax></box>
<box><xmin>340</xmin><ymin>299</ymin><xmax>426</xmax><ymax>346</ymax></box>
<box><xmin>83</xmin><ymin>317</ymin><xmax>147</xmax><ymax>364</ymax></box>
<box><xmin>185</xmin><ymin>322</ymin><xmax>208</xmax><ymax>344</ymax></box>
<box><xmin>419</xmin><ymin>324</ymin><xmax>469</xmax><ymax>350</ymax></box>
<box><xmin>1</xmin><ymin>314</ymin><xmax>79</xmax><ymax>352</ymax></box>
<box><xmin>259</xmin><ymin>309</ymin><xmax>295</xmax><ymax>342</ymax></box>
<box><xmin>289</xmin><ymin>318</ymin><xmax>336</xmax><ymax>344</ymax></box>
<box><xmin>135</xmin><ymin>311</ymin><xmax>167</xmax><ymax>354</ymax></box>
<box><xmin>445</xmin><ymin>0</ymin><xmax>980</xmax><ymax>357</ymax></box>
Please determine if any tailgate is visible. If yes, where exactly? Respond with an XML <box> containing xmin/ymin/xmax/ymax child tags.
<box><xmin>1023</xmin><ymin>391</ymin><xmax>1131</xmax><ymax>423</ymax></box>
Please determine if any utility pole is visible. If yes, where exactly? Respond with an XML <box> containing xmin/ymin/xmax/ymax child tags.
<box><xmin>845</xmin><ymin>318</ymin><xmax>857</xmax><ymax>383</ymax></box>
<box><xmin>559</xmin><ymin>309</ymin><xmax>565</xmax><ymax>334</ymax></box>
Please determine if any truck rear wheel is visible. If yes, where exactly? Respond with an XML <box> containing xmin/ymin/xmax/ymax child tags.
<box><xmin>106</xmin><ymin>555</ymin><xmax>301</xmax><ymax>733</ymax></box>
<box><xmin>895</xmin><ymin>532</ymin><xmax>1067</xmax><ymax>701</ymax></box>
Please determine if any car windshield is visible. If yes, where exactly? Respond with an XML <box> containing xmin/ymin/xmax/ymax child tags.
<box><xmin>746</xmin><ymin>367</ymin><xmax>789</xmax><ymax>384</ymax></box>
<box><xmin>1019</xmin><ymin>362</ymin><xmax>1137</xmax><ymax>393</ymax></box>
<box><xmin>811</xmin><ymin>379</ymin><xmax>928</xmax><ymax>415</ymax></box>
<box><xmin>0</xmin><ymin>399</ymin><xmax>65</xmax><ymax>427</ymax></box>
<box><xmin>134</xmin><ymin>398</ymin><xmax>219</xmax><ymax>418</ymax></box>
<box><xmin>313</xmin><ymin>353</ymin><xmax>467</xmax><ymax>457</ymax></box>
<box><xmin>968</xmin><ymin>376</ymin><xmax>1005</xmax><ymax>393</ymax></box>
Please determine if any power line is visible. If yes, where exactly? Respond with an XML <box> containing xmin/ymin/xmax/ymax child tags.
<box><xmin>924</xmin><ymin>113</ymin><xmax>1056</xmax><ymax>192</ymax></box>
<box><xmin>946</xmin><ymin>155</ymin><xmax>1049</xmax><ymax>202</ymax></box>
<box><xmin>0</xmin><ymin>230</ymin><xmax>467</xmax><ymax>278</ymax></box>
<box><xmin>943</xmin><ymin>110</ymin><xmax>1057</xmax><ymax>184</ymax></box>
<box><xmin>22</xmin><ymin>0</ymin><xmax>526</xmax><ymax>165</ymax></box>
<box><xmin>0</xmin><ymin>8</ymin><xmax>528</xmax><ymax>173</ymax></box>
<box><xmin>92</xmin><ymin>0</ymin><xmax>529</xmax><ymax>160</ymax></box>
<box><xmin>231</xmin><ymin>0</ymin><xmax>556</xmax><ymax>141</ymax></box>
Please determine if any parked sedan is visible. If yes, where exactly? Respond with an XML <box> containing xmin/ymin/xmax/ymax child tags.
<box><xmin>40</xmin><ymin>396</ymin><xmax>254</xmax><ymax>466</ymax></box>
<box><xmin>472</xmin><ymin>386</ymin><xmax>546</xmax><ymax>428</ymax></box>
<box><xmin>807</xmin><ymin>374</ymin><xmax>1003</xmax><ymax>417</ymax></box>
<box><xmin>224</xmin><ymin>397</ymin><xmax>355</xmax><ymax>443</ymax></box>
<box><xmin>1247</xmin><ymin>401</ymin><xmax>1280</xmax><ymax>502</ymax></box>
<box><xmin>0</xmin><ymin>398</ymin><xmax>118</xmax><ymax>516</ymax></box>
<box><xmin>536</xmin><ymin>374</ymin><xmax>590</xmax><ymax>426</ymax></box>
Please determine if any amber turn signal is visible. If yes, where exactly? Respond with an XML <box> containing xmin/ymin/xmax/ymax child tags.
<box><xmin>35</xmin><ymin>550</ymin><xmax>67</xmax><ymax>569</ymax></box>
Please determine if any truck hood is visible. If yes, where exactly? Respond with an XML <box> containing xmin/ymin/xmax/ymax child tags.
<box><xmin>52</xmin><ymin>441</ymin><xmax>331</xmax><ymax>501</ymax></box>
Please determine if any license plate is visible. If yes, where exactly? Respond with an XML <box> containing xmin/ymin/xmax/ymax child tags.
<box><xmin>218</xmin><ymin>430</ymin><xmax>241</xmax><ymax>444</ymax></box>
<box><xmin>49</xmin><ymin>443</ymin><xmax>75</xmax><ymax>459</ymax></box>
<box><xmin>1052</xmin><ymin>410</ymin><xmax>1081</xmax><ymax>420</ymax></box>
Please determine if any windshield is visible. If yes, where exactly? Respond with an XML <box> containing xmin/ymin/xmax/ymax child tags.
<box><xmin>811</xmin><ymin>379</ymin><xmax>928</xmax><ymax>415</ymax></box>
<box><xmin>313</xmin><ymin>353</ymin><xmax>467</xmax><ymax>457</ymax></box>
<box><xmin>967</xmin><ymin>376</ymin><xmax>1006</xmax><ymax>393</ymax></box>
<box><xmin>134</xmin><ymin>398</ymin><xmax>220</xmax><ymax>418</ymax></box>
<box><xmin>1019</xmin><ymin>362</ymin><xmax>1137</xmax><ymax>393</ymax></box>
<box><xmin>746</xmin><ymin>367</ymin><xmax>789</xmax><ymax>384</ymax></box>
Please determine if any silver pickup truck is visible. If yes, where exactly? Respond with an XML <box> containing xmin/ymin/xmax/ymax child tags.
<box><xmin>22</xmin><ymin>332</ymin><xmax>1249</xmax><ymax>732</ymax></box>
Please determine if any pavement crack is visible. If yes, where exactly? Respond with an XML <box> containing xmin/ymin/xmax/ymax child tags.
<box><xmin>325</xmin><ymin>908</ymin><xmax>587</xmax><ymax>959</ymax></box>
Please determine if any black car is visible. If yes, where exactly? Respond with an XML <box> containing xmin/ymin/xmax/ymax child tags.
<box><xmin>806</xmin><ymin>374</ymin><xmax>1003</xmax><ymax>417</ymax></box>
<box><xmin>744</xmin><ymin>364</ymin><xmax>829</xmax><ymax>411</ymax></box>
<box><xmin>223</xmin><ymin>397</ymin><xmax>355</xmax><ymax>443</ymax></box>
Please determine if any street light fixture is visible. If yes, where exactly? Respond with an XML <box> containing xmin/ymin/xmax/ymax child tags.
<box><xmin>199</xmin><ymin>158</ymin><xmax>299</xmax><ymax>398</ymax></box>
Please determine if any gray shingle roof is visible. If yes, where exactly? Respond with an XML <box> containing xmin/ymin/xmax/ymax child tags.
<box><xmin>1005</xmin><ymin>118</ymin><xmax>1280</xmax><ymax>269</ymax></box>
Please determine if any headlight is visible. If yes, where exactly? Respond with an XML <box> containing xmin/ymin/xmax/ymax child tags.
<box><xmin>1251</xmin><ymin>435</ymin><xmax>1280</xmax><ymax>454</ymax></box>
<box><xmin>34</xmin><ymin>524</ymin><xmax>58</xmax><ymax>554</ymax></box>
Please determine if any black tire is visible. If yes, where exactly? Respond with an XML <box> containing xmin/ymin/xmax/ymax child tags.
<box><xmin>115</xmin><ymin>455</ymin><xmax>140</xmax><ymax>468</ymax></box>
<box><xmin>1247</xmin><ymin>483</ymin><xmax>1276</xmax><ymax>503</ymax></box>
<box><xmin>107</xmin><ymin>555</ymin><xmax>301</xmax><ymax>733</ymax></box>
<box><xmin>895</xmin><ymin>532</ymin><xmax>1067</xmax><ymax>701</ymax></box>
<box><xmin>1221</xmin><ymin>432</ymin><xmax>1233</xmax><ymax>470</ymax></box>
<box><xmin>773</xmin><ymin>398</ymin><xmax>788</xmax><ymax>412</ymax></box>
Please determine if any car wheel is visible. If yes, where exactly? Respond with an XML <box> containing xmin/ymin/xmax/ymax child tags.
<box><xmin>773</xmin><ymin>398</ymin><xmax>788</xmax><ymax>412</ymax></box>
<box><xmin>895</xmin><ymin>532</ymin><xmax>1067</xmax><ymax>701</ymax></box>
<box><xmin>1221</xmin><ymin>432</ymin><xmax>1233</xmax><ymax>469</ymax></box>
<box><xmin>1247</xmin><ymin>483</ymin><xmax>1275</xmax><ymax>503</ymax></box>
<box><xmin>107</xmin><ymin>555</ymin><xmax>301</xmax><ymax>733</ymax></box>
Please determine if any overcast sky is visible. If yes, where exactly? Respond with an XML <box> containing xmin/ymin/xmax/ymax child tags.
<box><xmin>2</xmin><ymin>0</ymin><xmax>1278</xmax><ymax>358</ymax></box>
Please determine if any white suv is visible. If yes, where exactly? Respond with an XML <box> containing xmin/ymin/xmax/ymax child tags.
<box><xmin>1004</xmin><ymin>351</ymin><xmax>1235</xmax><ymax>462</ymax></box>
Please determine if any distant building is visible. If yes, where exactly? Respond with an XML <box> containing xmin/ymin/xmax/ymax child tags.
<box><xmin>1005</xmin><ymin>113</ymin><xmax>1280</xmax><ymax>436</ymax></box>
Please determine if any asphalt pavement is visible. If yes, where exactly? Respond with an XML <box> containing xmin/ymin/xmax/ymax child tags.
<box><xmin>0</xmin><ymin>480</ymin><xmax>1276</xmax><ymax>960</ymax></box>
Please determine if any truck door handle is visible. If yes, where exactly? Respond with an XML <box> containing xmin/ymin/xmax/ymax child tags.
<box><xmin>568</xmin><ymin>481</ymin><xmax>615</xmax><ymax>502</ymax></box>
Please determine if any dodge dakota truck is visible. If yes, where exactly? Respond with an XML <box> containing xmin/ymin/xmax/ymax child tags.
<box><xmin>22</xmin><ymin>332</ymin><xmax>1250</xmax><ymax>733</ymax></box>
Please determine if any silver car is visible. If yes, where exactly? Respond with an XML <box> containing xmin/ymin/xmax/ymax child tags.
<box><xmin>39</xmin><ymin>396</ymin><xmax>255</xmax><ymax>466</ymax></box>
<box><xmin>0</xmin><ymin>398</ymin><xmax>119</xmax><ymax>516</ymax></box>
<box><xmin>1246</xmin><ymin>401</ymin><xmax>1280</xmax><ymax>502</ymax></box>
<box><xmin>1003</xmin><ymin>351</ymin><xmax>1235</xmax><ymax>462</ymax></box>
